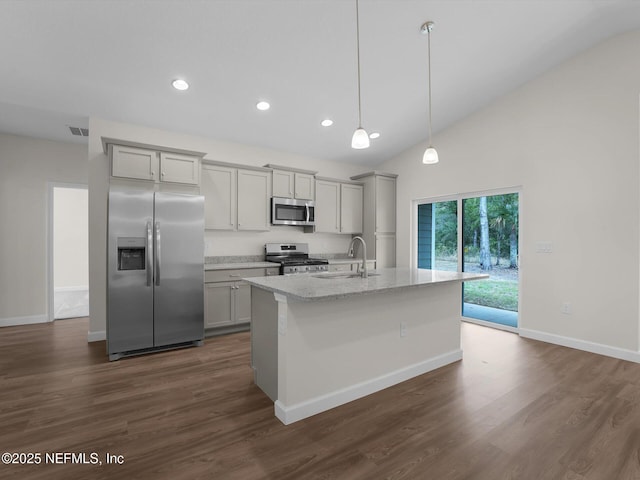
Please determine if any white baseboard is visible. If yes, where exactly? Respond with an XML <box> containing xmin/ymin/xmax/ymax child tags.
<box><xmin>274</xmin><ymin>349</ymin><xmax>463</xmax><ymax>425</ymax></box>
<box><xmin>87</xmin><ymin>330</ymin><xmax>106</xmax><ymax>342</ymax></box>
<box><xmin>519</xmin><ymin>328</ymin><xmax>640</xmax><ymax>364</ymax></box>
<box><xmin>54</xmin><ymin>285</ymin><xmax>89</xmax><ymax>293</ymax></box>
<box><xmin>0</xmin><ymin>314</ymin><xmax>49</xmax><ymax>328</ymax></box>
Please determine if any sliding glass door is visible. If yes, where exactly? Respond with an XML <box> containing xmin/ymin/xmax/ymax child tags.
<box><xmin>416</xmin><ymin>191</ymin><xmax>519</xmax><ymax>330</ymax></box>
<box><xmin>461</xmin><ymin>194</ymin><xmax>519</xmax><ymax>328</ymax></box>
<box><xmin>417</xmin><ymin>200</ymin><xmax>457</xmax><ymax>271</ymax></box>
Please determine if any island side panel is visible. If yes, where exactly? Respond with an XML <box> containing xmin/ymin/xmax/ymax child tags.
<box><xmin>277</xmin><ymin>282</ymin><xmax>462</xmax><ymax>422</ymax></box>
<box><xmin>250</xmin><ymin>286</ymin><xmax>279</xmax><ymax>401</ymax></box>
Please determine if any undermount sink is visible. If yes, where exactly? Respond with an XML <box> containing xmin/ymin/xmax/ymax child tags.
<box><xmin>312</xmin><ymin>272</ymin><xmax>380</xmax><ymax>279</ymax></box>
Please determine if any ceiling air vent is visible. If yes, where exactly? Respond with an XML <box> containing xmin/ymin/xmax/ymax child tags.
<box><xmin>68</xmin><ymin>126</ymin><xmax>89</xmax><ymax>137</ymax></box>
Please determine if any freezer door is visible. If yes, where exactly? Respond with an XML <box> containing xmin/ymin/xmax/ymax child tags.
<box><xmin>153</xmin><ymin>192</ymin><xmax>205</xmax><ymax>346</ymax></box>
<box><xmin>107</xmin><ymin>189</ymin><xmax>154</xmax><ymax>355</ymax></box>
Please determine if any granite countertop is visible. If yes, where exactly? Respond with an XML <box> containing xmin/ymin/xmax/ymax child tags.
<box><xmin>205</xmin><ymin>262</ymin><xmax>277</xmax><ymax>271</ymax></box>
<box><xmin>243</xmin><ymin>268</ymin><xmax>489</xmax><ymax>302</ymax></box>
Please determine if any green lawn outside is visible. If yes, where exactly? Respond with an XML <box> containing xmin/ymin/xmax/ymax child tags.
<box><xmin>464</xmin><ymin>279</ymin><xmax>518</xmax><ymax>311</ymax></box>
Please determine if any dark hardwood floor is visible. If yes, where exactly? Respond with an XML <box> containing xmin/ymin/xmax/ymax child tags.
<box><xmin>1</xmin><ymin>318</ymin><xmax>640</xmax><ymax>479</ymax></box>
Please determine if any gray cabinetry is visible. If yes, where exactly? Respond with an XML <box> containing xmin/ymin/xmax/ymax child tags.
<box><xmin>204</xmin><ymin>267</ymin><xmax>279</xmax><ymax>333</ymax></box>
<box><xmin>201</xmin><ymin>161</ymin><xmax>271</xmax><ymax>231</ymax></box>
<box><xmin>315</xmin><ymin>177</ymin><xmax>363</xmax><ymax>234</ymax></box>
<box><xmin>351</xmin><ymin>172</ymin><xmax>397</xmax><ymax>267</ymax></box>
<box><xmin>104</xmin><ymin>138</ymin><xmax>203</xmax><ymax>185</ymax></box>
<box><xmin>264</xmin><ymin>164</ymin><xmax>317</xmax><ymax>200</ymax></box>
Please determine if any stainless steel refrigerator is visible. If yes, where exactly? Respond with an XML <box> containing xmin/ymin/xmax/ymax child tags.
<box><xmin>107</xmin><ymin>189</ymin><xmax>204</xmax><ymax>360</ymax></box>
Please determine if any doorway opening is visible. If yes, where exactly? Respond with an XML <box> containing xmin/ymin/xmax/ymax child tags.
<box><xmin>49</xmin><ymin>184</ymin><xmax>89</xmax><ymax>320</ymax></box>
<box><xmin>415</xmin><ymin>190</ymin><xmax>520</xmax><ymax>331</ymax></box>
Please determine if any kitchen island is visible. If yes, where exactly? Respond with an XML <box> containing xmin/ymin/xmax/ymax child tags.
<box><xmin>245</xmin><ymin>268</ymin><xmax>488</xmax><ymax>425</ymax></box>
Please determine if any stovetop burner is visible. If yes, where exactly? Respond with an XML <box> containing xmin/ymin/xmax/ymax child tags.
<box><xmin>265</xmin><ymin>243</ymin><xmax>329</xmax><ymax>274</ymax></box>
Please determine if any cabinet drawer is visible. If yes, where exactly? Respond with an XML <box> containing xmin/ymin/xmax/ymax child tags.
<box><xmin>205</xmin><ymin>268</ymin><xmax>266</xmax><ymax>283</ymax></box>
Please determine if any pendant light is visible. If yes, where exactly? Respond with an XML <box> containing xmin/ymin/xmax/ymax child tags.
<box><xmin>351</xmin><ymin>0</ymin><xmax>370</xmax><ymax>149</ymax></box>
<box><xmin>421</xmin><ymin>21</ymin><xmax>438</xmax><ymax>164</ymax></box>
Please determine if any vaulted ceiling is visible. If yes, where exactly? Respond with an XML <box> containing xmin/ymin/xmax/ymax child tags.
<box><xmin>1</xmin><ymin>1</ymin><xmax>639</xmax><ymax>165</ymax></box>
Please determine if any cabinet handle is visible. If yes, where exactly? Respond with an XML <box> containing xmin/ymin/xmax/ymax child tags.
<box><xmin>229</xmin><ymin>274</ymin><xmax>241</xmax><ymax>277</ymax></box>
<box><xmin>161</xmin><ymin>171</ymin><xmax>165</xmax><ymax>177</ymax></box>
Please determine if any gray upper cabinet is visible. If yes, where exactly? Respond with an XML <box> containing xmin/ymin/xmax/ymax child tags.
<box><xmin>293</xmin><ymin>173</ymin><xmax>315</xmax><ymax>200</ymax></box>
<box><xmin>315</xmin><ymin>180</ymin><xmax>341</xmax><ymax>233</ymax></box>
<box><xmin>264</xmin><ymin>164</ymin><xmax>317</xmax><ymax>200</ymax></box>
<box><xmin>202</xmin><ymin>164</ymin><xmax>236</xmax><ymax>230</ymax></box>
<box><xmin>272</xmin><ymin>170</ymin><xmax>295</xmax><ymax>198</ymax></box>
<box><xmin>237</xmin><ymin>169</ymin><xmax>271</xmax><ymax>231</ymax></box>
<box><xmin>110</xmin><ymin>145</ymin><xmax>158</xmax><ymax>181</ymax></box>
<box><xmin>315</xmin><ymin>178</ymin><xmax>363</xmax><ymax>234</ymax></box>
<box><xmin>201</xmin><ymin>161</ymin><xmax>271</xmax><ymax>231</ymax></box>
<box><xmin>105</xmin><ymin>139</ymin><xmax>204</xmax><ymax>186</ymax></box>
<box><xmin>340</xmin><ymin>183</ymin><xmax>363</xmax><ymax>234</ymax></box>
<box><xmin>159</xmin><ymin>152</ymin><xmax>200</xmax><ymax>185</ymax></box>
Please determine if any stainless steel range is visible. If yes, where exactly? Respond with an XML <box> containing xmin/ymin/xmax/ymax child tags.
<box><xmin>265</xmin><ymin>243</ymin><xmax>329</xmax><ymax>275</ymax></box>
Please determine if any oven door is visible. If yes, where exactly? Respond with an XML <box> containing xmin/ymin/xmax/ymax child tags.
<box><xmin>271</xmin><ymin>197</ymin><xmax>315</xmax><ymax>226</ymax></box>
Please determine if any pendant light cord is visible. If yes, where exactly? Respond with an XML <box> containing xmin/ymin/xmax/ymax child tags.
<box><xmin>427</xmin><ymin>25</ymin><xmax>433</xmax><ymax>148</ymax></box>
<box><xmin>356</xmin><ymin>0</ymin><xmax>363</xmax><ymax>129</ymax></box>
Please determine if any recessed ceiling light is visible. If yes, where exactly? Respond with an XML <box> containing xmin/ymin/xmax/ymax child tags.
<box><xmin>321</xmin><ymin>119</ymin><xmax>333</xmax><ymax>127</ymax></box>
<box><xmin>172</xmin><ymin>79</ymin><xmax>189</xmax><ymax>91</ymax></box>
<box><xmin>369</xmin><ymin>132</ymin><xmax>380</xmax><ymax>139</ymax></box>
<box><xmin>256</xmin><ymin>101</ymin><xmax>270</xmax><ymax>111</ymax></box>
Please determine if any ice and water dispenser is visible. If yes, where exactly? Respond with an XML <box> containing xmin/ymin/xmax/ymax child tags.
<box><xmin>116</xmin><ymin>237</ymin><xmax>146</xmax><ymax>271</ymax></box>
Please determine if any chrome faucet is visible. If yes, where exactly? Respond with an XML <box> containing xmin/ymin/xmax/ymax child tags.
<box><xmin>347</xmin><ymin>236</ymin><xmax>368</xmax><ymax>278</ymax></box>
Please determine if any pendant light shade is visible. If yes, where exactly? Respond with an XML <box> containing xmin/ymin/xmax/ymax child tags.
<box><xmin>351</xmin><ymin>0</ymin><xmax>369</xmax><ymax>149</ymax></box>
<box><xmin>421</xmin><ymin>21</ymin><xmax>438</xmax><ymax>164</ymax></box>
<box><xmin>351</xmin><ymin>127</ymin><xmax>370</xmax><ymax>149</ymax></box>
<box><xmin>422</xmin><ymin>147</ymin><xmax>439</xmax><ymax>164</ymax></box>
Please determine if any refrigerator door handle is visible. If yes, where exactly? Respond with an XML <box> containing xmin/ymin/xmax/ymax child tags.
<box><xmin>146</xmin><ymin>221</ymin><xmax>153</xmax><ymax>287</ymax></box>
<box><xmin>155</xmin><ymin>221</ymin><xmax>161</xmax><ymax>286</ymax></box>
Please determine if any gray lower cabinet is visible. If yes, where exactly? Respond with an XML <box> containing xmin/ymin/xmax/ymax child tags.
<box><xmin>204</xmin><ymin>267</ymin><xmax>279</xmax><ymax>332</ymax></box>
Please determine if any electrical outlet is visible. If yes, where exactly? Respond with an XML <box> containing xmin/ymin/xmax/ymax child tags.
<box><xmin>400</xmin><ymin>321</ymin><xmax>407</xmax><ymax>337</ymax></box>
<box><xmin>561</xmin><ymin>302</ymin><xmax>572</xmax><ymax>315</ymax></box>
<box><xmin>536</xmin><ymin>241</ymin><xmax>553</xmax><ymax>253</ymax></box>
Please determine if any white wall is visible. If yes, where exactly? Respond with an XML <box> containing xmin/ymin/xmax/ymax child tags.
<box><xmin>88</xmin><ymin>118</ymin><xmax>370</xmax><ymax>339</ymax></box>
<box><xmin>380</xmin><ymin>31</ymin><xmax>640</xmax><ymax>353</ymax></box>
<box><xmin>53</xmin><ymin>187</ymin><xmax>88</xmax><ymax>288</ymax></box>
<box><xmin>0</xmin><ymin>133</ymin><xmax>87</xmax><ymax>326</ymax></box>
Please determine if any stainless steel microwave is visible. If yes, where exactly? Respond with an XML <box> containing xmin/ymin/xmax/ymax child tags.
<box><xmin>271</xmin><ymin>197</ymin><xmax>315</xmax><ymax>226</ymax></box>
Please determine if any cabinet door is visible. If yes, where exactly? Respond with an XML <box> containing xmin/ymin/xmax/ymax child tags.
<box><xmin>315</xmin><ymin>180</ymin><xmax>340</xmax><ymax>233</ymax></box>
<box><xmin>376</xmin><ymin>176</ymin><xmax>396</xmax><ymax>233</ymax></box>
<box><xmin>204</xmin><ymin>282</ymin><xmax>234</xmax><ymax>328</ymax></box>
<box><xmin>340</xmin><ymin>184</ymin><xmax>363</xmax><ymax>234</ymax></box>
<box><xmin>234</xmin><ymin>281</ymin><xmax>252</xmax><ymax>324</ymax></box>
<box><xmin>237</xmin><ymin>169</ymin><xmax>271</xmax><ymax>231</ymax></box>
<box><xmin>272</xmin><ymin>170</ymin><xmax>294</xmax><ymax>198</ymax></box>
<box><xmin>111</xmin><ymin>145</ymin><xmax>158</xmax><ymax>181</ymax></box>
<box><xmin>375</xmin><ymin>234</ymin><xmax>396</xmax><ymax>268</ymax></box>
<box><xmin>201</xmin><ymin>165</ymin><xmax>236</xmax><ymax>230</ymax></box>
<box><xmin>159</xmin><ymin>152</ymin><xmax>200</xmax><ymax>185</ymax></box>
<box><xmin>294</xmin><ymin>173</ymin><xmax>315</xmax><ymax>200</ymax></box>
